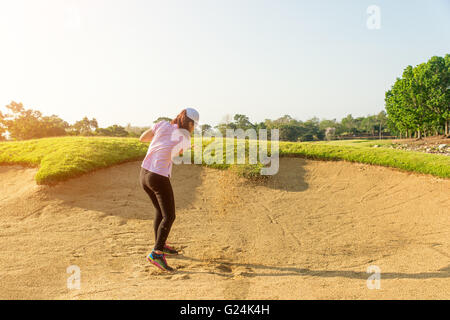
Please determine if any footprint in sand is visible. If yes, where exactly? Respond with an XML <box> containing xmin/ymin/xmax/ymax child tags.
<box><xmin>148</xmin><ymin>269</ymin><xmax>167</xmax><ymax>276</ymax></box>
<box><xmin>215</xmin><ymin>264</ymin><xmax>232</xmax><ymax>273</ymax></box>
<box><xmin>172</xmin><ymin>274</ymin><xmax>191</xmax><ymax>280</ymax></box>
<box><xmin>223</xmin><ymin>278</ymin><xmax>251</xmax><ymax>299</ymax></box>
<box><xmin>232</xmin><ymin>266</ymin><xmax>255</xmax><ymax>278</ymax></box>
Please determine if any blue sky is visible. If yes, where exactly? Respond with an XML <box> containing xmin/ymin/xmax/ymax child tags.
<box><xmin>0</xmin><ymin>0</ymin><xmax>448</xmax><ymax>127</ymax></box>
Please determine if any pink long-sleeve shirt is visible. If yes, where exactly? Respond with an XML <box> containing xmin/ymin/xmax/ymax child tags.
<box><xmin>141</xmin><ymin>121</ymin><xmax>191</xmax><ymax>178</ymax></box>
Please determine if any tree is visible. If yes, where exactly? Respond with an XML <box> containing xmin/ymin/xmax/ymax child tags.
<box><xmin>125</xmin><ymin>123</ymin><xmax>150</xmax><ymax>137</ymax></box>
<box><xmin>319</xmin><ymin>119</ymin><xmax>337</xmax><ymax>131</ymax></box>
<box><xmin>385</xmin><ymin>55</ymin><xmax>449</xmax><ymax>138</ymax></box>
<box><xmin>1</xmin><ymin>102</ymin><xmax>43</xmax><ymax>139</ymax></box>
<box><xmin>233</xmin><ymin>114</ymin><xmax>254</xmax><ymax>130</ymax></box>
<box><xmin>277</xmin><ymin>124</ymin><xmax>303</xmax><ymax>141</ymax></box>
<box><xmin>341</xmin><ymin>114</ymin><xmax>357</xmax><ymax>135</ymax></box>
<box><xmin>215</xmin><ymin>114</ymin><xmax>235</xmax><ymax>135</ymax></box>
<box><xmin>200</xmin><ymin>124</ymin><xmax>212</xmax><ymax>135</ymax></box>
<box><xmin>95</xmin><ymin>124</ymin><xmax>129</xmax><ymax>137</ymax></box>
<box><xmin>325</xmin><ymin>127</ymin><xmax>336</xmax><ymax>140</ymax></box>
<box><xmin>275</xmin><ymin>115</ymin><xmax>295</xmax><ymax>125</ymax></box>
<box><xmin>361</xmin><ymin>115</ymin><xmax>377</xmax><ymax>136</ymax></box>
<box><xmin>422</xmin><ymin>55</ymin><xmax>449</xmax><ymax>136</ymax></box>
<box><xmin>319</xmin><ymin>119</ymin><xmax>338</xmax><ymax>138</ymax></box>
<box><xmin>265</xmin><ymin>116</ymin><xmax>322</xmax><ymax>142</ymax></box>
<box><xmin>0</xmin><ymin>110</ymin><xmax>6</xmax><ymax>140</ymax></box>
<box><xmin>302</xmin><ymin>117</ymin><xmax>324</xmax><ymax>141</ymax></box>
<box><xmin>385</xmin><ymin>78</ymin><xmax>414</xmax><ymax>138</ymax></box>
<box><xmin>254</xmin><ymin>121</ymin><xmax>267</xmax><ymax>137</ymax></box>
<box><xmin>376</xmin><ymin>111</ymin><xmax>387</xmax><ymax>139</ymax></box>
<box><xmin>153</xmin><ymin>117</ymin><xmax>172</xmax><ymax>123</ymax></box>
<box><xmin>0</xmin><ymin>101</ymin><xmax>69</xmax><ymax>140</ymax></box>
<box><xmin>70</xmin><ymin>117</ymin><xmax>98</xmax><ymax>136</ymax></box>
<box><xmin>40</xmin><ymin>115</ymin><xmax>69</xmax><ymax>137</ymax></box>
<box><xmin>445</xmin><ymin>54</ymin><xmax>450</xmax><ymax>136</ymax></box>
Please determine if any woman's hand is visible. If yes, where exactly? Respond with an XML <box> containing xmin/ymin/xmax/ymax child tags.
<box><xmin>139</xmin><ymin>129</ymin><xmax>154</xmax><ymax>143</ymax></box>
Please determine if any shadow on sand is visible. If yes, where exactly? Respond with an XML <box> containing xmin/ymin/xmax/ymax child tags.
<box><xmin>172</xmin><ymin>255</ymin><xmax>450</xmax><ymax>280</ymax></box>
<box><xmin>43</xmin><ymin>158</ymin><xmax>310</xmax><ymax>220</ymax></box>
<box><xmin>43</xmin><ymin>161</ymin><xmax>204</xmax><ymax>221</ymax></box>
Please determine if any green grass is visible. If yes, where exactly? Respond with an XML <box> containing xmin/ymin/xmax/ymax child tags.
<box><xmin>313</xmin><ymin>139</ymin><xmax>394</xmax><ymax>147</ymax></box>
<box><xmin>0</xmin><ymin>136</ymin><xmax>449</xmax><ymax>184</ymax></box>
<box><xmin>195</xmin><ymin>137</ymin><xmax>265</xmax><ymax>178</ymax></box>
<box><xmin>279</xmin><ymin>141</ymin><xmax>450</xmax><ymax>178</ymax></box>
<box><xmin>0</xmin><ymin>136</ymin><xmax>148</xmax><ymax>184</ymax></box>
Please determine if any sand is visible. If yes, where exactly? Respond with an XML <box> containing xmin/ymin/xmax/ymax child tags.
<box><xmin>0</xmin><ymin>158</ymin><xmax>449</xmax><ymax>299</ymax></box>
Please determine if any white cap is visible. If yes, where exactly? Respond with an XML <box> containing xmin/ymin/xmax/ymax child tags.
<box><xmin>185</xmin><ymin>108</ymin><xmax>199</xmax><ymax>125</ymax></box>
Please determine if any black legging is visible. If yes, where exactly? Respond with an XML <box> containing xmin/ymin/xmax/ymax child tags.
<box><xmin>140</xmin><ymin>167</ymin><xmax>176</xmax><ymax>251</ymax></box>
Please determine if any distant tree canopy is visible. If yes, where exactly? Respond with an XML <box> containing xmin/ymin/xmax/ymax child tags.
<box><xmin>0</xmin><ymin>101</ymin><xmax>69</xmax><ymax>140</ymax></box>
<box><xmin>124</xmin><ymin>123</ymin><xmax>149</xmax><ymax>138</ymax></box>
<box><xmin>385</xmin><ymin>54</ymin><xmax>449</xmax><ymax>138</ymax></box>
<box><xmin>153</xmin><ymin>117</ymin><xmax>172</xmax><ymax>123</ymax></box>
<box><xmin>232</xmin><ymin>114</ymin><xmax>254</xmax><ymax>130</ymax></box>
<box><xmin>0</xmin><ymin>110</ymin><xmax>6</xmax><ymax>141</ymax></box>
<box><xmin>0</xmin><ymin>102</ymin><xmax>171</xmax><ymax>140</ymax></box>
<box><xmin>263</xmin><ymin>116</ymin><xmax>325</xmax><ymax>141</ymax></box>
<box><xmin>69</xmin><ymin>116</ymin><xmax>98</xmax><ymax>136</ymax></box>
<box><xmin>95</xmin><ymin>125</ymin><xmax>128</xmax><ymax>137</ymax></box>
<box><xmin>211</xmin><ymin>113</ymin><xmax>389</xmax><ymax>142</ymax></box>
<box><xmin>200</xmin><ymin>124</ymin><xmax>212</xmax><ymax>135</ymax></box>
<box><xmin>5</xmin><ymin>69</ymin><xmax>447</xmax><ymax>143</ymax></box>
<box><xmin>0</xmin><ymin>101</ymin><xmax>394</xmax><ymax>142</ymax></box>
<box><xmin>3</xmin><ymin>54</ymin><xmax>447</xmax><ymax>141</ymax></box>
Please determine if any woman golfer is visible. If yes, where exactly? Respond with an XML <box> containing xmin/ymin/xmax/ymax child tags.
<box><xmin>139</xmin><ymin>108</ymin><xmax>199</xmax><ymax>272</ymax></box>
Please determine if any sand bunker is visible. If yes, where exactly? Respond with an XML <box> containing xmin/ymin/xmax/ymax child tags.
<box><xmin>0</xmin><ymin>159</ymin><xmax>449</xmax><ymax>299</ymax></box>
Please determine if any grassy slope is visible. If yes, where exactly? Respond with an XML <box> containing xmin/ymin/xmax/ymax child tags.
<box><xmin>279</xmin><ymin>141</ymin><xmax>450</xmax><ymax>178</ymax></box>
<box><xmin>0</xmin><ymin>137</ymin><xmax>148</xmax><ymax>184</ymax></box>
<box><xmin>0</xmin><ymin>137</ymin><xmax>449</xmax><ymax>184</ymax></box>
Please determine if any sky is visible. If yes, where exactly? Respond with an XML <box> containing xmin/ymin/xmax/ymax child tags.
<box><xmin>0</xmin><ymin>0</ymin><xmax>449</xmax><ymax>128</ymax></box>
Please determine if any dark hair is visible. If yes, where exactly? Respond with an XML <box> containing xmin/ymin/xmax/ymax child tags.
<box><xmin>171</xmin><ymin>109</ymin><xmax>194</xmax><ymax>131</ymax></box>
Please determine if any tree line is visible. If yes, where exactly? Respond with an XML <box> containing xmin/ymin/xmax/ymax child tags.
<box><xmin>206</xmin><ymin>112</ymin><xmax>389</xmax><ymax>142</ymax></box>
<box><xmin>0</xmin><ymin>101</ymin><xmax>393</xmax><ymax>142</ymax></box>
<box><xmin>0</xmin><ymin>101</ymin><xmax>151</xmax><ymax>141</ymax></box>
<box><xmin>385</xmin><ymin>55</ymin><xmax>449</xmax><ymax>138</ymax></box>
<box><xmin>2</xmin><ymin>52</ymin><xmax>447</xmax><ymax>143</ymax></box>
